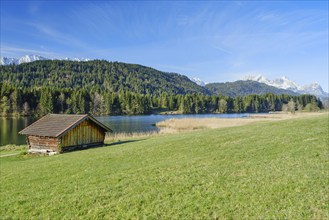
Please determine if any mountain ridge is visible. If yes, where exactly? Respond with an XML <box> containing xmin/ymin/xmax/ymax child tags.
<box><xmin>0</xmin><ymin>59</ymin><xmax>210</xmax><ymax>96</ymax></box>
<box><xmin>190</xmin><ymin>77</ymin><xmax>208</xmax><ymax>86</ymax></box>
<box><xmin>205</xmin><ymin>80</ymin><xmax>299</xmax><ymax>97</ymax></box>
<box><xmin>1</xmin><ymin>54</ymin><xmax>326</xmax><ymax>98</ymax></box>
<box><xmin>242</xmin><ymin>74</ymin><xmax>328</xmax><ymax>98</ymax></box>
<box><xmin>0</xmin><ymin>55</ymin><xmax>91</xmax><ymax>65</ymax></box>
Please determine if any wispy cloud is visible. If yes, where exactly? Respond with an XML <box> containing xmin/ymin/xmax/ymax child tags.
<box><xmin>231</xmin><ymin>61</ymin><xmax>246</xmax><ymax>68</ymax></box>
<box><xmin>70</xmin><ymin>3</ymin><xmax>118</xmax><ymax>40</ymax></box>
<box><xmin>211</xmin><ymin>45</ymin><xmax>233</xmax><ymax>55</ymax></box>
<box><xmin>28</xmin><ymin>22</ymin><xmax>89</xmax><ymax>50</ymax></box>
<box><xmin>257</xmin><ymin>12</ymin><xmax>288</xmax><ymax>26</ymax></box>
<box><xmin>1</xmin><ymin>1</ymin><xmax>327</xmax><ymax>91</ymax></box>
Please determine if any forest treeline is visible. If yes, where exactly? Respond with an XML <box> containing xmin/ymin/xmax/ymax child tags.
<box><xmin>0</xmin><ymin>60</ymin><xmax>323</xmax><ymax>117</ymax></box>
<box><xmin>0</xmin><ymin>60</ymin><xmax>209</xmax><ymax>95</ymax></box>
<box><xmin>0</xmin><ymin>82</ymin><xmax>322</xmax><ymax>117</ymax></box>
<box><xmin>206</xmin><ymin>80</ymin><xmax>298</xmax><ymax>97</ymax></box>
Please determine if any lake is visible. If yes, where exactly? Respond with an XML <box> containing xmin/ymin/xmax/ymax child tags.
<box><xmin>0</xmin><ymin>113</ymin><xmax>250</xmax><ymax>146</ymax></box>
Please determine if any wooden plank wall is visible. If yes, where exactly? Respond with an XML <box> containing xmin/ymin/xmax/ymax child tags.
<box><xmin>61</xmin><ymin>119</ymin><xmax>105</xmax><ymax>148</ymax></box>
<box><xmin>28</xmin><ymin>136</ymin><xmax>59</xmax><ymax>152</ymax></box>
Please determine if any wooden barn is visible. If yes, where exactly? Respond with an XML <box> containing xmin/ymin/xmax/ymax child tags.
<box><xmin>19</xmin><ymin>114</ymin><xmax>112</xmax><ymax>153</ymax></box>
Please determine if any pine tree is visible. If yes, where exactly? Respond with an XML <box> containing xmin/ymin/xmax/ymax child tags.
<box><xmin>0</xmin><ymin>96</ymin><xmax>10</xmax><ymax>116</ymax></box>
<box><xmin>218</xmin><ymin>99</ymin><xmax>227</xmax><ymax>113</ymax></box>
<box><xmin>39</xmin><ymin>88</ymin><xmax>53</xmax><ymax>115</ymax></box>
<box><xmin>10</xmin><ymin>90</ymin><xmax>21</xmax><ymax>116</ymax></box>
<box><xmin>58</xmin><ymin>92</ymin><xmax>65</xmax><ymax>113</ymax></box>
<box><xmin>22</xmin><ymin>102</ymin><xmax>30</xmax><ymax>116</ymax></box>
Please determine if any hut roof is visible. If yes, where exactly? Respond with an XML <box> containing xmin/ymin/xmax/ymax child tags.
<box><xmin>19</xmin><ymin>114</ymin><xmax>112</xmax><ymax>137</ymax></box>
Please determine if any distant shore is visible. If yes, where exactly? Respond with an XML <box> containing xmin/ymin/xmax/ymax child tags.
<box><xmin>156</xmin><ymin>111</ymin><xmax>328</xmax><ymax>132</ymax></box>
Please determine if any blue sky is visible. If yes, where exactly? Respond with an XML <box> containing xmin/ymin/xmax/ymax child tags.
<box><xmin>1</xmin><ymin>1</ymin><xmax>328</xmax><ymax>91</ymax></box>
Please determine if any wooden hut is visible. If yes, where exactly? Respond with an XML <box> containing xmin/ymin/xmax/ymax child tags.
<box><xmin>19</xmin><ymin>114</ymin><xmax>112</xmax><ymax>153</ymax></box>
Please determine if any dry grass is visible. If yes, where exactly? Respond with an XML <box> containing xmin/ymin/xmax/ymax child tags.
<box><xmin>104</xmin><ymin>112</ymin><xmax>328</xmax><ymax>142</ymax></box>
<box><xmin>156</xmin><ymin>118</ymin><xmax>260</xmax><ymax>131</ymax></box>
<box><xmin>0</xmin><ymin>144</ymin><xmax>28</xmax><ymax>151</ymax></box>
<box><xmin>156</xmin><ymin>111</ymin><xmax>328</xmax><ymax>132</ymax></box>
<box><xmin>105</xmin><ymin>131</ymin><xmax>160</xmax><ymax>143</ymax></box>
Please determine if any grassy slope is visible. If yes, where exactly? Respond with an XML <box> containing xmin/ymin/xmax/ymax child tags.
<box><xmin>1</xmin><ymin>114</ymin><xmax>328</xmax><ymax>219</ymax></box>
<box><xmin>0</xmin><ymin>145</ymin><xmax>28</xmax><ymax>157</ymax></box>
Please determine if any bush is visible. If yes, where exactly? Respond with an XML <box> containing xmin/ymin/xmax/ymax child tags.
<box><xmin>304</xmin><ymin>102</ymin><xmax>320</xmax><ymax>112</ymax></box>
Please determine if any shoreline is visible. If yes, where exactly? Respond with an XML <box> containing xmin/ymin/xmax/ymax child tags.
<box><xmin>2</xmin><ymin>111</ymin><xmax>328</xmax><ymax>148</ymax></box>
<box><xmin>0</xmin><ymin>110</ymin><xmax>327</xmax><ymax>118</ymax></box>
<box><xmin>156</xmin><ymin>111</ymin><xmax>328</xmax><ymax>132</ymax></box>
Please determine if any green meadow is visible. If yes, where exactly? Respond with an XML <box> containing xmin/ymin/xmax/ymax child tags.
<box><xmin>1</xmin><ymin>114</ymin><xmax>328</xmax><ymax>219</ymax></box>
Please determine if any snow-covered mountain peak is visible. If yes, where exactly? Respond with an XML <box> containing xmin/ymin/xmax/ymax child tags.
<box><xmin>243</xmin><ymin>74</ymin><xmax>269</xmax><ymax>84</ymax></box>
<box><xmin>242</xmin><ymin>74</ymin><xmax>328</xmax><ymax>98</ymax></box>
<box><xmin>301</xmin><ymin>82</ymin><xmax>327</xmax><ymax>97</ymax></box>
<box><xmin>255</xmin><ymin>74</ymin><xmax>268</xmax><ymax>82</ymax></box>
<box><xmin>1</xmin><ymin>55</ymin><xmax>92</xmax><ymax>65</ymax></box>
<box><xmin>18</xmin><ymin>55</ymin><xmax>48</xmax><ymax>64</ymax></box>
<box><xmin>0</xmin><ymin>57</ymin><xmax>18</xmax><ymax>65</ymax></box>
<box><xmin>64</xmin><ymin>57</ymin><xmax>91</xmax><ymax>62</ymax></box>
<box><xmin>272</xmin><ymin>76</ymin><xmax>299</xmax><ymax>90</ymax></box>
<box><xmin>191</xmin><ymin>77</ymin><xmax>207</xmax><ymax>86</ymax></box>
<box><xmin>305</xmin><ymin>82</ymin><xmax>320</xmax><ymax>87</ymax></box>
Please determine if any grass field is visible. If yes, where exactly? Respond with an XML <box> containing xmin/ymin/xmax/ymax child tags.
<box><xmin>1</xmin><ymin>114</ymin><xmax>328</xmax><ymax>219</ymax></box>
<box><xmin>0</xmin><ymin>145</ymin><xmax>27</xmax><ymax>157</ymax></box>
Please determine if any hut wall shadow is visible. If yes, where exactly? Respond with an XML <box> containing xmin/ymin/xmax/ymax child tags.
<box><xmin>105</xmin><ymin>139</ymin><xmax>143</xmax><ymax>147</ymax></box>
<box><xmin>61</xmin><ymin>139</ymin><xmax>143</xmax><ymax>153</ymax></box>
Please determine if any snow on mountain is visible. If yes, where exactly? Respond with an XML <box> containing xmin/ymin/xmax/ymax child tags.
<box><xmin>0</xmin><ymin>55</ymin><xmax>92</xmax><ymax>65</ymax></box>
<box><xmin>271</xmin><ymin>76</ymin><xmax>300</xmax><ymax>91</ymax></box>
<box><xmin>300</xmin><ymin>82</ymin><xmax>327</xmax><ymax>97</ymax></box>
<box><xmin>75</xmin><ymin>58</ymin><xmax>91</xmax><ymax>62</ymax></box>
<box><xmin>190</xmin><ymin>77</ymin><xmax>209</xmax><ymax>87</ymax></box>
<box><xmin>0</xmin><ymin>57</ymin><xmax>19</xmax><ymax>65</ymax></box>
<box><xmin>18</xmin><ymin>55</ymin><xmax>48</xmax><ymax>64</ymax></box>
<box><xmin>64</xmin><ymin>57</ymin><xmax>91</xmax><ymax>62</ymax></box>
<box><xmin>243</xmin><ymin>74</ymin><xmax>328</xmax><ymax>98</ymax></box>
<box><xmin>243</xmin><ymin>75</ymin><xmax>299</xmax><ymax>91</ymax></box>
<box><xmin>243</xmin><ymin>74</ymin><xmax>270</xmax><ymax>84</ymax></box>
<box><xmin>1</xmin><ymin>55</ymin><xmax>48</xmax><ymax>65</ymax></box>
<box><xmin>191</xmin><ymin>77</ymin><xmax>205</xmax><ymax>86</ymax></box>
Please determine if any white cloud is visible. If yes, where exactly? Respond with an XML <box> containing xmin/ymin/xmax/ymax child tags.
<box><xmin>28</xmin><ymin>22</ymin><xmax>90</xmax><ymax>50</ymax></box>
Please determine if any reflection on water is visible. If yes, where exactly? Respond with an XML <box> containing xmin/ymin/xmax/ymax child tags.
<box><xmin>0</xmin><ymin>117</ymin><xmax>35</xmax><ymax>146</ymax></box>
<box><xmin>0</xmin><ymin>113</ymin><xmax>250</xmax><ymax>146</ymax></box>
<box><xmin>96</xmin><ymin>113</ymin><xmax>250</xmax><ymax>134</ymax></box>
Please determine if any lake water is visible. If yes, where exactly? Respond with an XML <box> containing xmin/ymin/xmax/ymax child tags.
<box><xmin>0</xmin><ymin>113</ymin><xmax>250</xmax><ymax>146</ymax></box>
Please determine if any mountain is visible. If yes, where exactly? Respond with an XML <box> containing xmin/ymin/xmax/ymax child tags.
<box><xmin>18</xmin><ymin>55</ymin><xmax>48</xmax><ymax>64</ymax></box>
<box><xmin>0</xmin><ymin>55</ymin><xmax>91</xmax><ymax>65</ymax></box>
<box><xmin>205</xmin><ymin>80</ymin><xmax>298</xmax><ymax>97</ymax></box>
<box><xmin>0</xmin><ymin>55</ymin><xmax>48</xmax><ymax>65</ymax></box>
<box><xmin>190</xmin><ymin>77</ymin><xmax>208</xmax><ymax>87</ymax></box>
<box><xmin>1</xmin><ymin>55</ymin><xmax>327</xmax><ymax>99</ymax></box>
<box><xmin>0</xmin><ymin>57</ymin><xmax>18</xmax><ymax>65</ymax></box>
<box><xmin>0</xmin><ymin>60</ymin><xmax>210</xmax><ymax>96</ymax></box>
<box><xmin>243</xmin><ymin>75</ymin><xmax>328</xmax><ymax>98</ymax></box>
<box><xmin>243</xmin><ymin>75</ymin><xmax>300</xmax><ymax>91</ymax></box>
<box><xmin>64</xmin><ymin>57</ymin><xmax>91</xmax><ymax>62</ymax></box>
<box><xmin>300</xmin><ymin>83</ymin><xmax>328</xmax><ymax>98</ymax></box>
